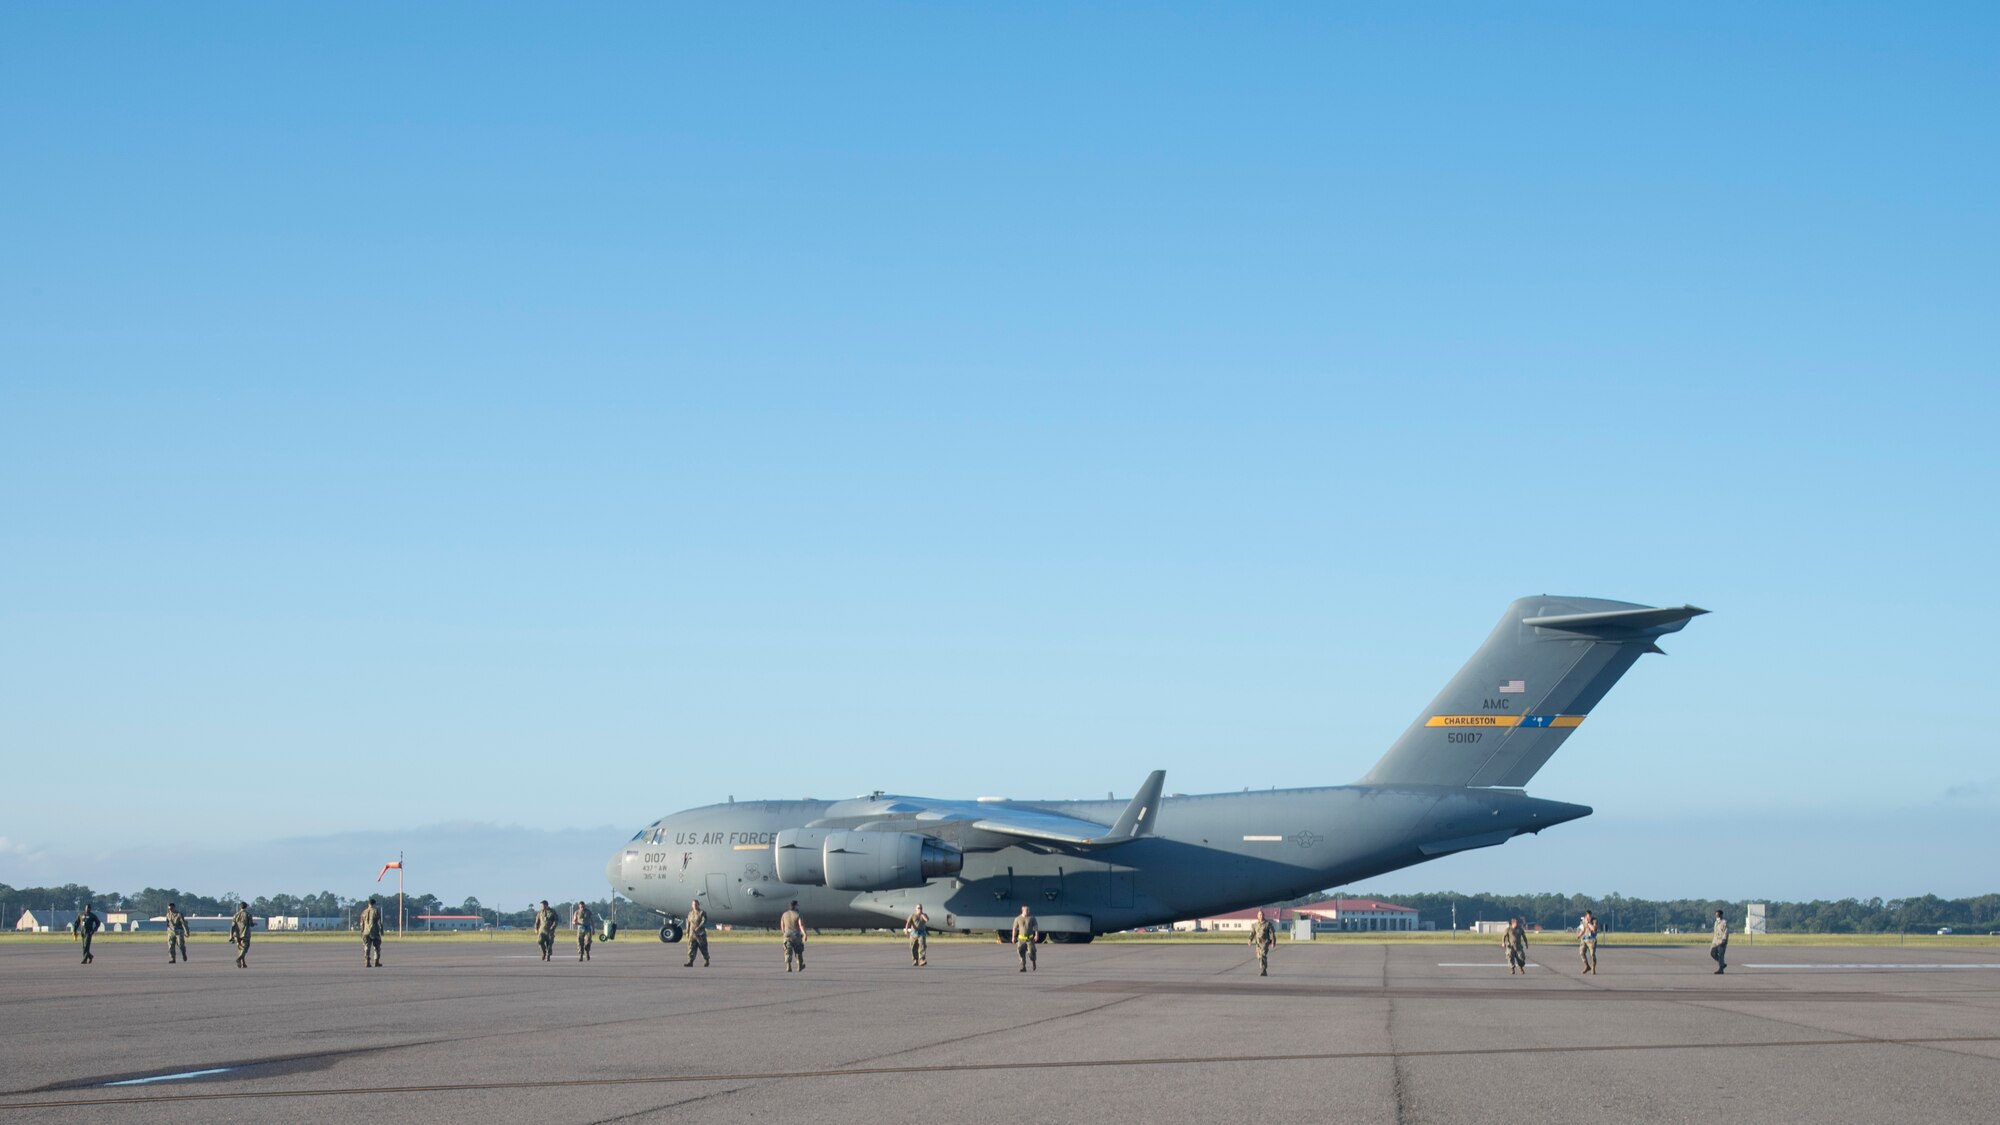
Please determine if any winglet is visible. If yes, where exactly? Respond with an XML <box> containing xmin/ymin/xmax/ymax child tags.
<box><xmin>1105</xmin><ymin>770</ymin><xmax>1166</xmax><ymax>841</ymax></box>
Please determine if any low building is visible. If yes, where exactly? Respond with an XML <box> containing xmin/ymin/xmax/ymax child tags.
<box><xmin>14</xmin><ymin>908</ymin><xmax>79</xmax><ymax>933</ymax></box>
<box><xmin>1173</xmin><ymin>906</ymin><xmax>1306</xmax><ymax>933</ymax></box>
<box><xmin>264</xmin><ymin>916</ymin><xmax>344</xmax><ymax>931</ymax></box>
<box><xmin>1295</xmin><ymin>898</ymin><xmax>1420</xmax><ymax>932</ymax></box>
<box><xmin>1177</xmin><ymin>899</ymin><xmax>1420</xmax><ymax>934</ymax></box>
<box><xmin>149</xmin><ymin>915</ymin><xmax>240</xmax><ymax>933</ymax></box>
<box><xmin>1467</xmin><ymin>920</ymin><xmax>1544</xmax><ymax>934</ymax></box>
<box><xmin>415</xmin><ymin>914</ymin><xmax>484</xmax><ymax>932</ymax></box>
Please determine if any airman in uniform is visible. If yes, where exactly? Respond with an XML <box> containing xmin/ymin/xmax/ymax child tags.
<box><xmin>165</xmin><ymin>903</ymin><xmax>190</xmax><ymax>964</ymax></box>
<box><xmin>1578</xmin><ymin>910</ymin><xmax>1599</xmax><ymax>974</ymax></box>
<box><xmin>684</xmin><ymin>900</ymin><xmax>710</xmax><ymax>967</ymax></box>
<box><xmin>78</xmin><ymin>905</ymin><xmax>100</xmax><ymax>965</ymax></box>
<box><xmin>1247</xmin><ymin>910</ymin><xmax>1276</xmax><ymax>977</ymax></box>
<box><xmin>533</xmin><ymin>900</ymin><xmax>559</xmax><ymax>962</ymax></box>
<box><xmin>779</xmin><ymin>900</ymin><xmax>806</xmax><ymax>971</ymax></box>
<box><xmin>360</xmin><ymin>897</ymin><xmax>384</xmax><ymax>967</ymax></box>
<box><xmin>1011</xmin><ymin>905</ymin><xmax>1038</xmax><ymax>972</ymax></box>
<box><xmin>230</xmin><ymin>902</ymin><xmax>252</xmax><ymax>968</ymax></box>
<box><xmin>1710</xmin><ymin>909</ymin><xmax>1730</xmax><ymax>974</ymax></box>
<box><xmin>572</xmin><ymin>900</ymin><xmax>596</xmax><ymax>962</ymax></box>
<box><xmin>905</xmin><ymin>904</ymin><xmax>930</xmax><ymax>967</ymax></box>
<box><xmin>1503</xmin><ymin>917</ymin><xmax>1528</xmax><ymax>974</ymax></box>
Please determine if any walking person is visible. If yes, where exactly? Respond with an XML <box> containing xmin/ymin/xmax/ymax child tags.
<box><xmin>779</xmin><ymin>900</ymin><xmax>806</xmax><ymax>972</ymax></box>
<box><xmin>571</xmin><ymin>900</ymin><xmax>596</xmax><ymax>962</ymax></box>
<box><xmin>683</xmin><ymin>900</ymin><xmax>710</xmax><ymax>967</ymax></box>
<box><xmin>1710</xmin><ymin>909</ymin><xmax>1730</xmax><ymax>974</ymax></box>
<box><xmin>1011</xmin><ymin>905</ymin><xmax>1038</xmax><ymax>972</ymax></box>
<box><xmin>905</xmin><ymin>904</ymin><xmax>930</xmax><ymax>967</ymax></box>
<box><xmin>1247</xmin><ymin>910</ymin><xmax>1276</xmax><ymax>977</ymax></box>
<box><xmin>230</xmin><ymin>902</ymin><xmax>253</xmax><ymax>968</ymax></box>
<box><xmin>360</xmin><ymin>897</ymin><xmax>384</xmax><ymax>967</ymax></box>
<box><xmin>165</xmin><ymin>903</ymin><xmax>190</xmax><ymax>964</ymax></box>
<box><xmin>1578</xmin><ymin>910</ymin><xmax>1600</xmax><ymax>975</ymax></box>
<box><xmin>1503</xmin><ymin>917</ymin><xmax>1528</xmax><ymax>975</ymax></box>
<box><xmin>78</xmin><ymin>904</ymin><xmax>100</xmax><ymax>965</ymax></box>
<box><xmin>533</xmin><ymin>901</ymin><xmax>559</xmax><ymax>962</ymax></box>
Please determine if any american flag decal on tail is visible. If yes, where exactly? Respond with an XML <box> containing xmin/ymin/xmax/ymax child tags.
<box><xmin>1497</xmin><ymin>679</ymin><xmax>1525</xmax><ymax>694</ymax></box>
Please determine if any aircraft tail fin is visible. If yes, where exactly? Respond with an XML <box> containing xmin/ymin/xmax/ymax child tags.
<box><xmin>1358</xmin><ymin>596</ymin><xmax>1705</xmax><ymax>788</ymax></box>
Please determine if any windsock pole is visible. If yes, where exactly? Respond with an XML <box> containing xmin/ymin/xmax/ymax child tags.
<box><xmin>376</xmin><ymin>857</ymin><xmax>407</xmax><ymax>937</ymax></box>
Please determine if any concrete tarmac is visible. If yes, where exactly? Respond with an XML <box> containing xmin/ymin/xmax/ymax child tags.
<box><xmin>3</xmin><ymin>936</ymin><xmax>1997</xmax><ymax>1123</ymax></box>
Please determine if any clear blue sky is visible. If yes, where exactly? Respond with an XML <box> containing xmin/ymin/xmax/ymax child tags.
<box><xmin>3</xmin><ymin>3</ymin><xmax>1995</xmax><ymax>906</ymax></box>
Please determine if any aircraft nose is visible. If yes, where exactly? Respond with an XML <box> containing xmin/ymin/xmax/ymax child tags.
<box><xmin>605</xmin><ymin>850</ymin><xmax>625</xmax><ymax>890</ymax></box>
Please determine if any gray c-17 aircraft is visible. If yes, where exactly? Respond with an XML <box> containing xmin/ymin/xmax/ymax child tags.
<box><xmin>607</xmin><ymin>596</ymin><xmax>1704</xmax><ymax>943</ymax></box>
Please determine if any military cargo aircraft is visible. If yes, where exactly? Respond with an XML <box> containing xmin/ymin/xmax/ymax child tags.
<box><xmin>608</xmin><ymin>596</ymin><xmax>1704</xmax><ymax>943</ymax></box>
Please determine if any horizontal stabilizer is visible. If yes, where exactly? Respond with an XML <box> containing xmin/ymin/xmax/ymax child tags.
<box><xmin>1523</xmin><ymin>605</ymin><xmax>1707</xmax><ymax>636</ymax></box>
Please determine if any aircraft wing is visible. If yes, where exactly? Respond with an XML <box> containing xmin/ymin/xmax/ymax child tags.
<box><xmin>969</xmin><ymin>806</ymin><xmax>1126</xmax><ymax>845</ymax></box>
<box><xmin>974</xmin><ymin>769</ymin><xmax>1166</xmax><ymax>846</ymax></box>
<box><xmin>811</xmin><ymin>770</ymin><xmax>1166</xmax><ymax>850</ymax></box>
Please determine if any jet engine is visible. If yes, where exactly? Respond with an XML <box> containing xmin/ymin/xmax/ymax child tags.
<box><xmin>824</xmin><ymin>830</ymin><xmax>962</xmax><ymax>890</ymax></box>
<box><xmin>773</xmin><ymin>827</ymin><xmax>836</xmax><ymax>885</ymax></box>
<box><xmin>773</xmin><ymin>828</ymin><xmax>961</xmax><ymax>890</ymax></box>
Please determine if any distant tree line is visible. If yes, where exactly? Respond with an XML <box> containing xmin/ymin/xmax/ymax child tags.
<box><xmin>1289</xmin><ymin>890</ymin><xmax>2000</xmax><ymax>934</ymax></box>
<box><xmin>0</xmin><ymin>883</ymin><xmax>624</xmax><ymax>931</ymax></box>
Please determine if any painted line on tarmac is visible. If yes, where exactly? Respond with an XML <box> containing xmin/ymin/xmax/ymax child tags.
<box><xmin>1438</xmin><ymin>963</ymin><xmax>1542</xmax><ymax>968</ymax></box>
<box><xmin>6</xmin><ymin>1034</ymin><xmax>1999</xmax><ymax>1110</ymax></box>
<box><xmin>1742</xmin><ymin>963</ymin><xmax>2000</xmax><ymax>970</ymax></box>
<box><xmin>103</xmin><ymin>1069</ymin><xmax>235</xmax><ymax>1087</ymax></box>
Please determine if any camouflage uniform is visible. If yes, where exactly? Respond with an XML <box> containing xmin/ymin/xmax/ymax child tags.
<box><xmin>1578</xmin><ymin>915</ymin><xmax>1599</xmax><ymax>974</ymax></box>
<box><xmin>1012</xmin><ymin>910</ymin><xmax>1038</xmax><ymax>972</ymax></box>
<box><xmin>1710</xmin><ymin>914</ymin><xmax>1730</xmax><ymax>974</ymax></box>
<box><xmin>360</xmin><ymin>902</ymin><xmax>384</xmax><ymax>967</ymax></box>
<box><xmin>165</xmin><ymin>907</ymin><xmax>189</xmax><ymax>964</ymax></box>
<box><xmin>533</xmin><ymin>905</ymin><xmax>559</xmax><ymax>962</ymax></box>
<box><xmin>571</xmin><ymin>903</ymin><xmax>595</xmax><ymax>961</ymax></box>
<box><xmin>78</xmin><ymin>907</ymin><xmax>100</xmax><ymax>965</ymax></box>
<box><xmin>684</xmin><ymin>904</ymin><xmax>709</xmax><ymax>967</ymax></box>
<box><xmin>1248</xmin><ymin>916</ymin><xmax>1276</xmax><ymax>976</ymax></box>
<box><xmin>230</xmin><ymin>906</ymin><xmax>252</xmax><ymax>968</ymax></box>
<box><xmin>779</xmin><ymin>907</ymin><xmax>805</xmax><ymax>971</ymax></box>
<box><xmin>1503</xmin><ymin>923</ymin><xmax>1528</xmax><ymax>974</ymax></box>
<box><xmin>905</xmin><ymin>906</ymin><xmax>930</xmax><ymax>966</ymax></box>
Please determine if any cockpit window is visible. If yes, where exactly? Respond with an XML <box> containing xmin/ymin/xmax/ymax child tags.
<box><xmin>649</xmin><ymin>828</ymin><xmax>666</xmax><ymax>845</ymax></box>
<box><xmin>630</xmin><ymin>830</ymin><xmax>646</xmax><ymax>841</ymax></box>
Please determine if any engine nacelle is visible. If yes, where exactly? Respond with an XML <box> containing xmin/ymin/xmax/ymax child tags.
<box><xmin>773</xmin><ymin>827</ymin><xmax>837</xmax><ymax>885</ymax></box>
<box><xmin>821</xmin><ymin>830</ymin><xmax>963</xmax><ymax>891</ymax></box>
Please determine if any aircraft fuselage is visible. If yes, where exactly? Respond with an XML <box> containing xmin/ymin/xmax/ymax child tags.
<box><xmin>608</xmin><ymin>596</ymin><xmax>1702</xmax><ymax>939</ymax></box>
<box><xmin>609</xmin><ymin>785</ymin><xmax>1589</xmax><ymax>935</ymax></box>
